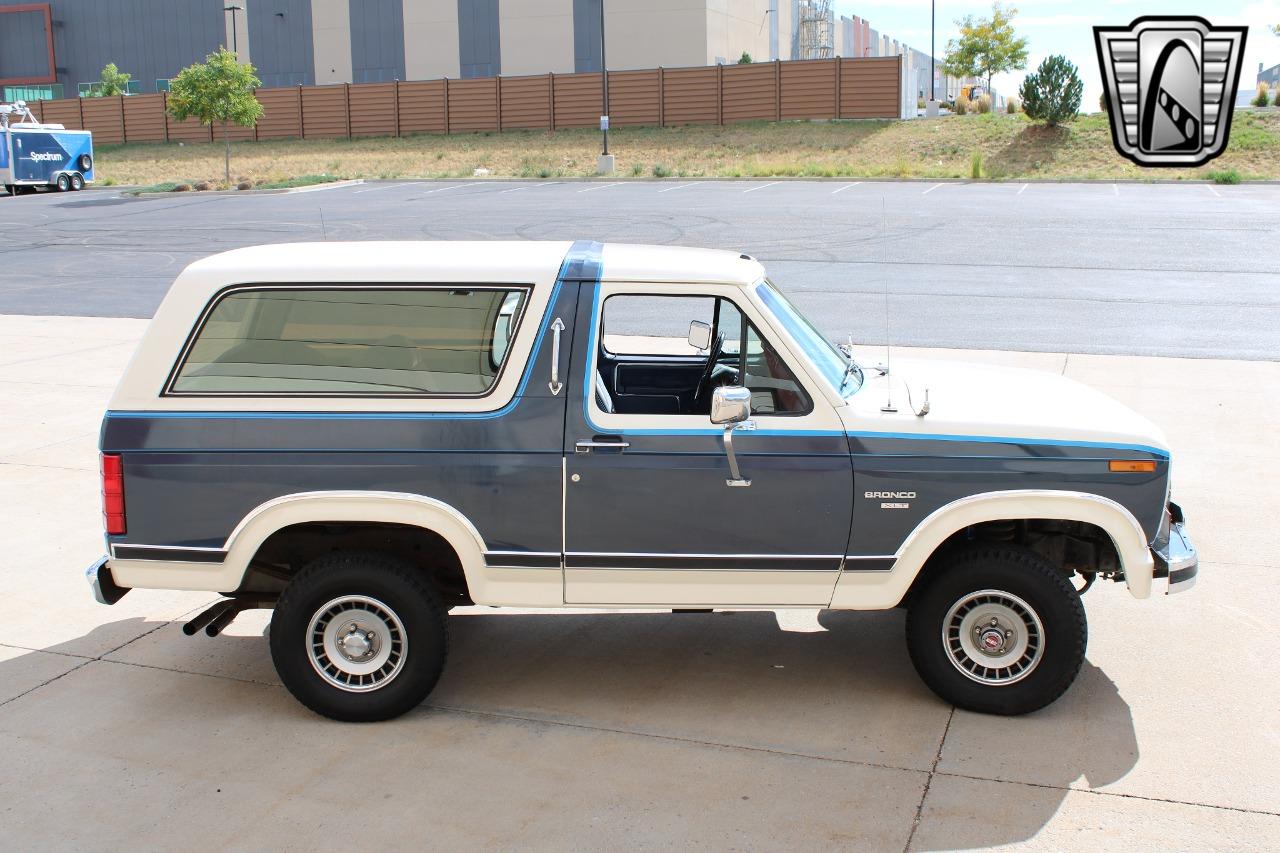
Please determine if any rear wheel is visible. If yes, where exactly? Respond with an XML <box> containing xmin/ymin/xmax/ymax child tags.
<box><xmin>906</xmin><ymin>545</ymin><xmax>1086</xmax><ymax>715</ymax></box>
<box><xmin>70</xmin><ymin>172</ymin><xmax>85</xmax><ymax>191</ymax></box>
<box><xmin>269</xmin><ymin>551</ymin><xmax>448</xmax><ymax>722</ymax></box>
<box><xmin>55</xmin><ymin>173</ymin><xmax>71</xmax><ymax>192</ymax></box>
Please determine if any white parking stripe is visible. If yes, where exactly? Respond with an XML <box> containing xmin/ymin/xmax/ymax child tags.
<box><xmin>578</xmin><ymin>182</ymin><xmax>623</xmax><ymax>193</ymax></box>
<box><xmin>499</xmin><ymin>185</ymin><xmax>529</xmax><ymax>193</ymax></box>
<box><xmin>658</xmin><ymin>182</ymin><xmax>698</xmax><ymax>193</ymax></box>
<box><xmin>1112</xmin><ymin>183</ymin><xmax>1119</xmax><ymax>196</ymax></box>
<box><xmin>353</xmin><ymin>183</ymin><xmax>406</xmax><ymax>194</ymax></box>
<box><xmin>921</xmin><ymin>183</ymin><xmax>944</xmax><ymax>195</ymax></box>
<box><xmin>830</xmin><ymin>182</ymin><xmax>862</xmax><ymax>194</ymax></box>
<box><xmin>1206</xmin><ymin>184</ymin><xmax>1221</xmax><ymax>198</ymax></box>
<box><xmin>743</xmin><ymin>181</ymin><xmax>779</xmax><ymax>193</ymax></box>
<box><xmin>422</xmin><ymin>184</ymin><xmax>461</xmax><ymax>194</ymax></box>
<box><xmin>1017</xmin><ymin>183</ymin><xmax>1028</xmax><ymax>195</ymax></box>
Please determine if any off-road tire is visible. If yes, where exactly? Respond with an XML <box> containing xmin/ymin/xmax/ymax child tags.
<box><xmin>270</xmin><ymin>551</ymin><xmax>448</xmax><ymax>722</ymax></box>
<box><xmin>906</xmin><ymin>545</ymin><xmax>1087</xmax><ymax>715</ymax></box>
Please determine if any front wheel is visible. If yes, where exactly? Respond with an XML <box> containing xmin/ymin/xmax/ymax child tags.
<box><xmin>906</xmin><ymin>545</ymin><xmax>1086</xmax><ymax>715</ymax></box>
<box><xmin>55</xmin><ymin>173</ymin><xmax>71</xmax><ymax>192</ymax></box>
<box><xmin>269</xmin><ymin>551</ymin><xmax>448</xmax><ymax>722</ymax></box>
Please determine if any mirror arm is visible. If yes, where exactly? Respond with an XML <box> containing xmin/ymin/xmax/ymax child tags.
<box><xmin>723</xmin><ymin>425</ymin><xmax>751</xmax><ymax>487</ymax></box>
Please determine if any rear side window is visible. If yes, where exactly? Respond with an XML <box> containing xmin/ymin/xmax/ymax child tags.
<box><xmin>169</xmin><ymin>286</ymin><xmax>529</xmax><ymax>396</ymax></box>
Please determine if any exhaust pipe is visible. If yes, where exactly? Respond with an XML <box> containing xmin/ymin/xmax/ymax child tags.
<box><xmin>183</xmin><ymin>600</ymin><xmax>234</xmax><ymax>636</ymax></box>
<box><xmin>204</xmin><ymin>604</ymin><xmax>243</xmax><ymax>637</ymax></box>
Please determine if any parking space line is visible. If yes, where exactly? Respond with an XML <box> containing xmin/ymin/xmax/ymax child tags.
<box><xmin>578</xmin><ymin>182</ymin><xmax>623</xmax><ymax>193</ymax></box>
<box><xmin>922</xmin><ymin>183</ymin><xmax>944</xmax><ymax>195</ymax></box>
<box><xmin>1017</xmin><ymin>183</ymin><xmax>1028</xmax><ymax>195</ymax></box>
<box><xmin>499</xmin><ymin>185</ymin><xmax>530</xmax><ymax>194</ymax></box>
<box><xmin>1112</xmin><ymin>184</ymin><xmax>1119</xmax><ymax>196</ymax></box>
<box><xmin>743</xmin><ymin>181</ymin><xmax>779</xmax><ymax>193</ymax></box>
<box><xmin>422</xmin><ymin>184</ymin><xmax>462</xmax><ymax>195</ymax></box>
<box><xmin>1206</xmin><ymin>184</ymin><xmax>1221</xmax><ymax>198</ymax></box>
<box><xmin>658</xmin><ymin>182</ymin><xmax>698</xmax><ymax>193</ymax></box>
<box><xmin>831</xmin><ymin>182</ymin><xmax>862</xmax><ymax>194</ymax></box>
<box><xmin>353</xmin><ymin>183</ymin><xmax>406</xmax><ymax>194</ymax></box>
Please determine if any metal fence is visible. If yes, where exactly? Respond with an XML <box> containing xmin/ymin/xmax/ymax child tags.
<box><xmin>28</xmin><ymin>57</ymin><xmax>901</xmax><ymax>145</ymax></box>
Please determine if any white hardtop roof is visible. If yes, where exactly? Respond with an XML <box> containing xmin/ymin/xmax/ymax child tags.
<box><xmin>180</xmin><ymin>241</ymin><xmax>765</xmax><ymax>288</ymax></box>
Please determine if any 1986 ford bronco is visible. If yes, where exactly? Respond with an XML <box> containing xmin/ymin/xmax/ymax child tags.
<box><xmin>87</xmin><ymin>240</ymin><xmax>1197</xmax><ymax>721</ymax></box>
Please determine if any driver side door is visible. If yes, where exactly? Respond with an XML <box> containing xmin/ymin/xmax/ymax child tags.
<box><xmin>562</xmin><ymin>282</ymin><xmax>854</xmax><ymax>606</ymax></box>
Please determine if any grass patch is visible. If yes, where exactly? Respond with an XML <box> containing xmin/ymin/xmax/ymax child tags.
<box><xmin>254</xmin><ymin>173</ymin><xmax>342</xmax><ymax>190</ymax></box>
<box><xmin>93</xmin><ymin>111</ymin><xmax>1280</xmax><ymax>185</ymax></box>
<box><xmin>1207</xmin><ymin>168</ymin><xmax>1242</xmax><ymax>185</ymax></box>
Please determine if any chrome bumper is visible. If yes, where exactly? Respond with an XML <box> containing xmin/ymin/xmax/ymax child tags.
<box><xmin>1152</xmin><ymin>503</ymin><xmax>1197</xmax><ymax>595</ymax></box>
<box><xmin>85</xmin><ymin>556</ymin><xmax>130</xmax><ymax>605</ymax></box>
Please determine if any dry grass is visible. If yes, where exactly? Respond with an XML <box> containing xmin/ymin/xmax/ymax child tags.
<box><xmin>95</xmin><ymin>110</ymin><xmax>1280</xmax><ymax>188</ymax></box>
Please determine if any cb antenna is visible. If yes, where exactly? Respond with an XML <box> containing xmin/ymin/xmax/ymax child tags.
<box><xmin>318</xmin><ymin>206</ymin><xmax>329</xmax><ymax>241</ymax></box>
<box><xmin>880</xmin><ymin>197</ymin><xmax>897</xmax><ymax>413</ymax></box>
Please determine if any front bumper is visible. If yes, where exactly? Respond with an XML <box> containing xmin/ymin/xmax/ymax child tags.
<box><xmin>85</xmin><ymin>556</ymin><xmax>130</xmax><ymax>605</ymax></box>
<box><xmin>1152</xmin><ymin>503</ymin><xmax>1198</xmax><ymax>594</ymax></box>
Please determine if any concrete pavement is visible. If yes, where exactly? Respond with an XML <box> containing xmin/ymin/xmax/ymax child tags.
<box><xmin>2</xmin><ymin>180</ymin><xmax>1279</xmax><ymax>359</ymax></box>
<box><xmin>0</xmin><ymin>313</ymin><xmax>1277</xmax><ymax>851</ymax></box>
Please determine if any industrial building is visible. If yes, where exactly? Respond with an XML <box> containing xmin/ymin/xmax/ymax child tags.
<box><xmin>1</xmin><ymin>0</ymin><xmax>933</xmax><ymax>98</ymax></box>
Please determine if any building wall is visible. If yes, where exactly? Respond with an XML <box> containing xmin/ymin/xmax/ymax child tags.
<box><xmin>248</xmin><ymin>0</ymin><xmax>314</xmax><ymax>87</ymax></box>
<box><xmin>312</xmin><ymin>0</ymin><xmax>352</xmax><ymax>84</ymax></box>
<box><xmin>502</xmin><ymin>0</ymin><xmax>573</xmax><ymax>75</ymax></box>
<box><xmin>404</xmin><ymin>0</ymin><xmax>459</xmax><ymax>80</ymax></box>
<box><xmin>0</xmin><ymin>0</ymin><xmax>224</xmax><ymax>93</ymax></box>
<box><xmin>458</xmin><ymin>0</ymin><xmax>501</xmax><ymax>78</ymax></box>
<box><xmin>0</xmin><ymin>5</ymin><xmax>51</xmax><ymax>81</ymax></box>
<box><xmin>351</xmin><ymin>0</ymin><xmax>405</xmax><ymax>82</ymax></box>
<box><xmin>603</xmin><ymin>0</ymin><xmax>706</xmax><ymax>71</ymax></box>
<box><xmin>705</xmin><ymin>0</ymin><xmax>771</xmax><ymax>66</ymax></box>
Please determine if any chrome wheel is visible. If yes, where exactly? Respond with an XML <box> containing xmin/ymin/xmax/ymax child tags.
<box><xmin>306</xmin><ymin>595</ymin><xmax>407</xmax><ymax>692</ymax></box>
<box><xmin>943</xmin><ymin>589</ymin><xmax>1044</xmax><ymax>686</ymax></box>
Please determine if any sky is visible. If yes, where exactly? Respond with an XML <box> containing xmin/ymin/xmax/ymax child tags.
<box><xmin>832</xmin><ymin>0</ymin><xmax>1280</xmax><ymax>110</ymax></box>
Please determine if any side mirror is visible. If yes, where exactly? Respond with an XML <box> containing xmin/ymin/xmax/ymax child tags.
<box><xmin>688</xmin><ymin>320</ymin><xmax>712</xmax><ymax>351</ymax></box>
<box><xmin>710</xmin><ymin>385</ymin><xmax>751</xmax><ymax>425</ymax></box>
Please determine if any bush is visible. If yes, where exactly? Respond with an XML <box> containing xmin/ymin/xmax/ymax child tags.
<box><xmin>738</xmin><ymin>51</ymin><xmax>753</xmax><ymax>64</ymax></box>
<box><xmin>1275</xmin><ymin>89</ymin><xmax>1280</xmax><ymax>107</ymax></box>
<box><xmin>1208</xmin><ymin>169</ymin><xmax>1241</xmax><ymax>185</ymax></box>
<box><xmin>970</xmin><ymin>151</ymin><xmax>982</xmax><ymax>178</ymax></box>
<box><xmin>955</xmin><ymin>94</ymin><xmax>971</xmax><ymax>115</ymax></box>
<box><xmin>1006</xmin><ymin>97</ymin><xmax>1020</xmax><ymax>114</ymax></box>
<box><xmin>1099</xmin><ymin>92</ymin><xmax>1107</xmax><ymax>112</ymax></box>
<box><xmin>1020</xmin><ymin>55</ymin><xmax>1083</xmax><ymax>126</ymax></box>
<box><xmin>652</xmin><ymin>163</ymin><xmax>674</xmax><ymax>178</ymax></box>
<box><xmin>1252</xmin><ymin>83</ymin><xmax>1270</xmax><ymax>108</ymax></box>
<box><xmin>975</xmin><ymin>94</ymin><xmax>992</xmax><ymax>114</ymax></box>
<box><xmin>630</xmin><ymin>163</ymin><xmax>644</xmax><ymax>176</ymax></box>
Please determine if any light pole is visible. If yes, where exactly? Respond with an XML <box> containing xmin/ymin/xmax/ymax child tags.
<box><xmin>597</xmin><ymin>0</ymin><xmax>614</xmax><ymax>174</ymax></box>
<box><xmin>930</xmin><ymin>0</ymin><xmax>935</xmax><ymax>102</ymax></box>
<box><xmin>225</xmin><ymin>5</ymin><xmax>244</xmax><ymax>56</ymax></box>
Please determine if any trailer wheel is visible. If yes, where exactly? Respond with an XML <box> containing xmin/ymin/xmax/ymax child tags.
<box><xmin>78</xmin><ymin>153</ymin><xmax>93</xmax><ymax>172</ymax></box>
<box><xmin>55</xmin><ymin>174</ymin><xmax>71</xmax><ymax>192</ymax></box>
<box><xmin>3</xmin><ymin>185</ymin><xmax>13</xmax><ymax>197</ymax></box>
<box><xmin>70</xmin><ymin>173</ymin><xmax>85</xmax><ymax>191</ymax></box>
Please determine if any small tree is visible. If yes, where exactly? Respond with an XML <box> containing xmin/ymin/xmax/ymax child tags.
<box><xmin>167</xmin><ymin>48</ymin><xmax>263</xmax><ymax>183</ymax></box>
<box><xmin>942</xmin><ymin>3</ymin><xmax>1029</xmax><ymax>97</ymax></box>
<box><xmin>98</xmin><ymin>63</ymin><xmax>132</xmax><ymax>97</ymax></box>
<box><xmin>738</xmin><ymin>51</ymin><xmax>753</xmax><ymax>64</ymax></box>
<box><xmin>1252</xmin><ymin>83</ymin><xmax>1270</xmax><ymax>107</ymax></box>
<box><xmin>1019</xmin><ymin>54</ymin><xmax>1083</xmax><ymax>126</ymax></box>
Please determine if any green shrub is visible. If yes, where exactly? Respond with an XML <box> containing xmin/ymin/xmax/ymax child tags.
<box><xmin>1208</xmin><ymin>169</ymin><xmax>1241</xmax><ymax>185</ymax></box>
<box><xmin>630</xmin><ymin>163</ymin><xmax>644</xmax><ymax>176</ymax></box>
<box><xmin>1252</xmin><ymin>83</ymin><xmax>1270</xmax><ymax>108</ymax></box>
<box><xmin>1006</xmin><ymin>97</ymin><xmax>1020</xmax><ymax>114</ymax></box>
<box><xmin>1020</xmin><ymin>55</ymin><xmax>1084</xmax><ymax>126</ymax></box>
<box><xmin>970</xmin><ymin>151</ymin><xmax>982</xmax><ymax>178</ymax></box>
<box><xmin>652</xmin><ymin>163</ymin><xmax>674</xmax><ymax>178</ymax></box>
<box><xmin>975</xmin><ymin>94</ymin><xmax>992</xmax><ymax>114</ymax></box>
<box><xmin>738</xmin><ymin>51</ymin><xmax>753</xmax><ymax>64</ymax></box>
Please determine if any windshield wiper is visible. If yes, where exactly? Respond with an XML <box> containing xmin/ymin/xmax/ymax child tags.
<box><xmin>838</xmin><ymin>337</ymin><xmax>863</xmax><ymax>391</ymax></box>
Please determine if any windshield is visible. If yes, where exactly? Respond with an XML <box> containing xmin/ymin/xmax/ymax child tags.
<box><xmin>755</xmin><ymin>280</ymin><xmax>862</xmax><ymax>395</ymax></box>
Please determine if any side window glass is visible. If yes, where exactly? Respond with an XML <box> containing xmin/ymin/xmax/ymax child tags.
<box><xmin>170</xmin><ymin>287</ymin><xmax>528</xmax><ymax>396</ymax></box>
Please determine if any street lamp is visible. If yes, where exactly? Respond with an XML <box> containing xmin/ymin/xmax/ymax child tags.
<box><xmin>225</xmin><ymin>5</ymin><xmax>244</xmax><ymax>56</ymax></box>
<box><xmin>930</xmin><ymin>0</ymin><xmax>935</xmax><ymax>102</ymax></box>
<box><xmin>597</xmin><ymin>0</ymin><xmax>614</xmax><ymax>174</ymax></box>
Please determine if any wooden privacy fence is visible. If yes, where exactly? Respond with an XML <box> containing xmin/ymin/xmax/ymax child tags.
<box><xmin>29</xmin><ymin>57</ymin><xmax>901</xmax><ymax>145</ymax></box>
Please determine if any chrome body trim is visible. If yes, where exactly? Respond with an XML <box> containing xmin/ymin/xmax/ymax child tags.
<box><xmin>548</xmin><ymin>317</ymin><xmax>565</xmax><ymax>395</ymax></box>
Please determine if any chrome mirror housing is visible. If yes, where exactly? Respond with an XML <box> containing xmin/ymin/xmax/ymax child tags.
<box><xmin>688</xmin><ymin>320</ymin><xmax>712</xmax><ymax>351</ymax></box>
<box><xmin>710</xmin><ymin>385</ymin><xmax>751</xmax><ymax>425</ymax></box>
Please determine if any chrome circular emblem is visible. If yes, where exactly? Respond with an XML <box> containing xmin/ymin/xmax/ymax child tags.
<box><xmin>942</xmin><ymin>590</ymin><xmax>1044</xmax><ymax>686</ymax></box>
<box><xmin>307</xmin><ymin>595</ymin><xmax>407</xmax><ymax>692</ymax></box>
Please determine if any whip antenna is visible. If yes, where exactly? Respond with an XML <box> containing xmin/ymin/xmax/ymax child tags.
<box><xmin>880</xmin><ymin>197</ymin><xmax>897</xmax><ymax>413</ymax></box>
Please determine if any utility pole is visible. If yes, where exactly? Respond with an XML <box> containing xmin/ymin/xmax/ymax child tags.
<box><xmin>930</xmin><ymin>0</ymin><xmax>935</xmax><ymax>101</ymax></box>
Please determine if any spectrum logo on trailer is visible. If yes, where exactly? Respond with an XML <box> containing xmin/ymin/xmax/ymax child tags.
<box><xmin>1094</xmin><ymin>17</ymin><xmax>1247</xmax><ymax>167</ymax></box>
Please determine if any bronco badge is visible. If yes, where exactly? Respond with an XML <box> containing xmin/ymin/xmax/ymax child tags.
<box><xmin>1094</xmin><ymin>16</ymin><xmax>1247</xmax><ymax>167</ymax></box>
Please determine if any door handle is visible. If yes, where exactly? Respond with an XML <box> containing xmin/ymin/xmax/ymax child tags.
<box><xmin>548</xmin><ymin>317</ymin><xmax>565</xmax><ymax>395</ymax></box>
<box><xmin>575</xmin><ymin>438</ymin><xmax>630</xmax><ymax>453</ymax></box>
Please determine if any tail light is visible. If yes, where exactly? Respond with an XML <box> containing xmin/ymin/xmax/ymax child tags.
<box><xmin>101</xmin><ymin>453</ymin><xmax>126</xmax><ymax>535</ymax></box>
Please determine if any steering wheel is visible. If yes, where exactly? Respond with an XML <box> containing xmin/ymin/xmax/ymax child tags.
<box><xmin>693</xmin><ymin>332</ymin><xmax>726</xmax><ymax>410</ymax></box>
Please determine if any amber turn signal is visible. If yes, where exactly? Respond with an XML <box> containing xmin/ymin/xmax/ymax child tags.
<box><xmin>1109</xmin><ymin>460</ymin><xmax>1157</xmax><ymax>473</ymax></box>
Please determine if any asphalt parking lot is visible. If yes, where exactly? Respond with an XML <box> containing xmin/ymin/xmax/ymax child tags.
<box><xmin>2</xmin><ymin>179</ymin><xmax>1279</xmax><ymax>358</ymax></box>
<box><xmin>1</xmin><ymin>180</ymin><xmax>1278</xmax><ymax>849</ymax></box>
<box><xmin>1</xmin><ymin>315</ymin><xmax>1277</xmax><ymax>850</ymax></box>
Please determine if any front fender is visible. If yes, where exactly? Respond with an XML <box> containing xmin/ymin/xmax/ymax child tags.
<box><xmin>829</xmin><ymin>489</ymin><xmax>1155</xmax><ymax>610</ymax></box>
